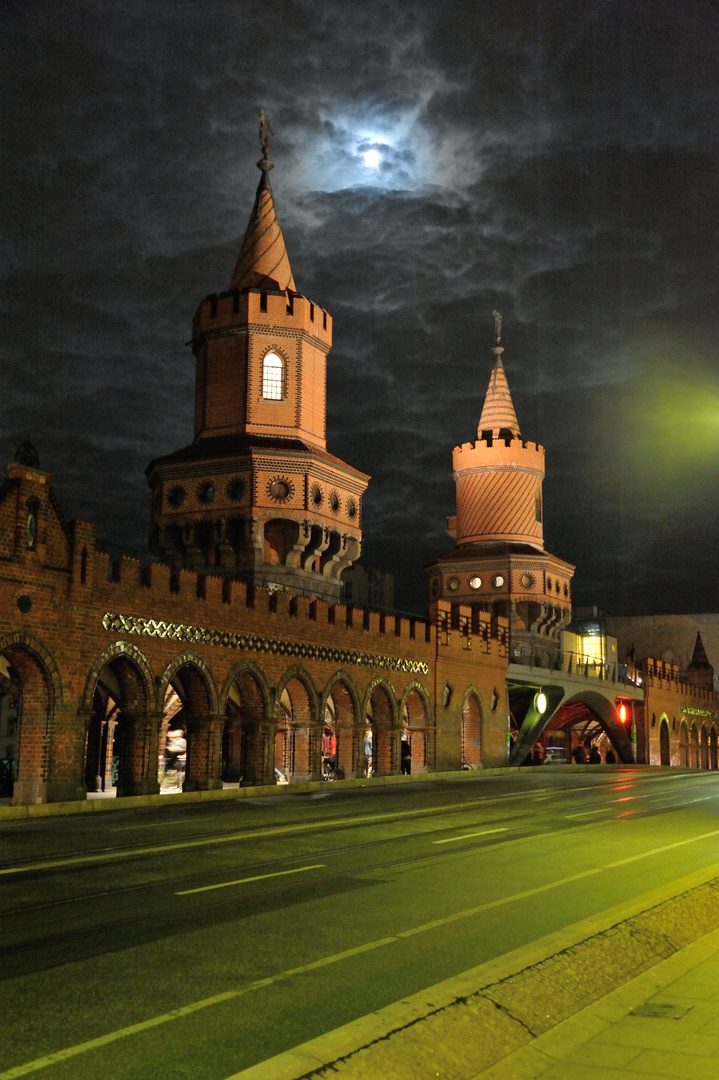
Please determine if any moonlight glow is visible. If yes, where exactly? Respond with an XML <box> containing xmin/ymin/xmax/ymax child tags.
<box><xmin>363</xmin><ymin>148</ymin><xmax>381</xmax><ymax>168</ymax></box>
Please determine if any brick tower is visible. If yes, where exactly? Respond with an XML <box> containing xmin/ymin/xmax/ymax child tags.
<box><xmin>427</xmin><ymin>314</ymin><xmax>574</xmax><ymax>664</ymax></box>
<box><xmin>147</xmin><ymin>122</ymin><xmax>369</xmax><ymax>602</ymax></box>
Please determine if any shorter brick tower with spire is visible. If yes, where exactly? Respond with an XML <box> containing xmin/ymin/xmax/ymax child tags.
<box><xmin>147</xmin><ymin>118</ymin><xmax>368</xmax><ymax>602</ymax></box>
<box><xmin>427</xmin><ymin>315</ymin><xmax>574</xmax><ymax>664</ymax></box>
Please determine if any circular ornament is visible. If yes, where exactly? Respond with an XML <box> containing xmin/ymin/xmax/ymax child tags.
<box><xmin>469</xmin><ymin>576</ymin><xmax>482</xmax><ymax>589</ymax></box>
<box><xmin>328</xmin><ymin>491</ymin><xmax>340</xmax><ymax>514</ymax></box>
<box><xmin>17</xmin><ymin>595</ymin><xmax>32</xmax><ymax>613</ymax></box>
<box><xmin>447</xmin><ymin>576</ymin><xmax>460</xmax><ymax>592</ymax></box>
<box><xmin>226</xmin><ymin>478</ymin><xmax>246</xmax><ymax>501</ymax></box>
<box><xmin>520</xmin><ymin>572</ymin><xmax>536</xmax><ymax>590</ymax></box>
<box><xmin>167</xmin><ymin>485</ymin><xmax>187</xmax><ymax>508</ymax></box>
<box><xmin>492</xmin><ymin>574</ymin><xmax>505</xmax><ymax>589</ymax></box>
<box><xmin>346</xmin><ymin>497</ymin><xmax>357</xmax><ymax>519</ymax></box>
<box><xmin>198</xmin><ymin>482</ymin><xmax>216</xmax><ymax>504</ymax></box>
<box><xmin>311</xmin><ymin>484</ymin><xmax>323</xmax><ymax>507</ymax></box>
<box><xmin>268</xmin><ymin>477</ymin><xmax>293</xmax><ymax>502</ymax></box>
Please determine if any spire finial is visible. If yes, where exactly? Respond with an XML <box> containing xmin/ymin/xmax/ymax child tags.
<box><xmin>493</xmin><ymin>310</ymin><xmax>502</xmax><ymax>346</ymax></box>
<box><xmin>258</xmin><ymin>109</ymin><xmax>274</xmax><ymax>174</ymax></box>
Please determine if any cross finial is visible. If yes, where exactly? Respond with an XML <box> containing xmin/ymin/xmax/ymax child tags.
<box><xmin>492</xmin><ymin>310</ymin><xmax>502</xmax><ymax>345</ymax></box>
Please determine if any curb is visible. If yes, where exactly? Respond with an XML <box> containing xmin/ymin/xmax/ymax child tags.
<box><xmin>0</xmin><ymin>764</ymin><xmax>654</xmax><ymax>821</ymax></box>
<box><xmin>224</xmin><ymin>861</ymin><xmax>719</xmax><ymax>1080</ymax></box>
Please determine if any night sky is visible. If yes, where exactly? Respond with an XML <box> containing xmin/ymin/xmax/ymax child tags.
<box><xmin>3</xmin><ymin>1</ymin><xmax>719</xmax><ymax>617</ymax></box>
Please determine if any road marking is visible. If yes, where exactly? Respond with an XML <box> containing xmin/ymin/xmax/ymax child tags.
<box><xmin>176</xmin><ymin>863</ymin><xmax>325</xmax><ymax>895</ymax></box>
<box><xmin>110</xmin><ymin>819</ymin><xmax>197</xmax><ymax>831</ymax></box>
<box><xmin>0</xmin><ymin>795</ymin><xmax>550</xmax><ymax>877</ymax></box>
<box><xmin>433</xmin><ymin>828</ymin><xmax>508</xmax><ymax>844</ymax></box>
<box><xmin>5</xmin><ymin>825</ymin><xmax>719</xmax><ymax>1079</ymax></box>
<box><xmin>566</xmin><ymin>809</ymin><xmax>611</xmax><ymax>818</ymax></box>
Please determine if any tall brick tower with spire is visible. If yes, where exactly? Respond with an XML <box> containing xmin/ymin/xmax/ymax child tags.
<box><xmin>427</xmin><ymin>314</ymin><xmax>574</xmax><ymax>663</ymax></box>
<box><xmin>147</xmin><ymin>116</ymin><xmax>368</xmax><ymax>602</ymax></box>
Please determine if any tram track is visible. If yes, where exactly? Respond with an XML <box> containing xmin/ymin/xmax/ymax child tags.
<box><xmin>2</xmin><ymin>780</ymin><xmax>718</xmax><ymax>976</ymax></box>
<box><xmin>0</xmin><ymin>770</ymin><xmax>703</xmax><ymax>875</ymax></box>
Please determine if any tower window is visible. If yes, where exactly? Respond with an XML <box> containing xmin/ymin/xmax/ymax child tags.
<box><xmin>535</xmin><ymin>489</ymin><xmax>542</xmax><ymax>522</ymax></box>
<box><xmin>262</xmin><ymin>352</ymin><xmax>284</xmax><ymax>400</ymax></box>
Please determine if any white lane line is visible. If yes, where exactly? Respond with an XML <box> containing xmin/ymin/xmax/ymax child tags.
<box><xmin>566</xmin><ymin>809</ymin><xmax>612</xmax><ymax>819</ymax></box>
<box><xmin>111</xmin><ymin>820</ymin><xmax>192</xmax><ymax>831</ymax></box>
<box><xmin>176</xmin><ymin>863</ymin><xmax>325</xmax><ymax>895</ymax></box>
<box><xmin>433</xmin><ymin>828</ymin><xmax>508</xmax><ymax>845</ymax></box>
<box><xmin>5</xmin><ymin>828</ymin><xmax>719</xmax><ymax>1079</ymax></box>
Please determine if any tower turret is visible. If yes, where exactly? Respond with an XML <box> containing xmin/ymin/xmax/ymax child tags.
<box><xmin>427</xmin><ymin>315</ymin><xmax>574</xmax><ymax>664</ymax></box>
<box><xmin>147</xmin><ymin>116</ymin><xmax>369</xmax><ymax>602</ymax></box>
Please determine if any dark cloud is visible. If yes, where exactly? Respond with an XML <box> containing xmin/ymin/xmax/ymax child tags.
<box><xmin>2</xmin><ymin>0</ymin><xmax>719</xmax><ymax>616</ymax></box>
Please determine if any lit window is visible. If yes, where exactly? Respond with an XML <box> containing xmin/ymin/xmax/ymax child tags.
<box><xmin>262</xmin><ymin>352</ymin><xmax>283</xmax><ymax>399</ymax></box>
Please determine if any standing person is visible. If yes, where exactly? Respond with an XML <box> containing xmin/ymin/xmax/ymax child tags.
<box><xmin>605</xmin><ymin>748</ymin><xmax>617</xmax><ymax>764</ymax></box>
<box><xmin>572</xmin><ymin>743</ymin><xmax>587</xmax><ymax>764</ymax></box>
<box><xmin>363</xmin><ymin>727</ymin><xmax>373</xmax><ymax>777</ymax></box>
<box><xmin>401</xmin><ymin>730</ymin><xmax>411</xmax><ymax>775</ymax></box>
<box><xmin>589</xmin><ymin>744</ymin><xmax>601</xmax><ymax>764</ymax></box>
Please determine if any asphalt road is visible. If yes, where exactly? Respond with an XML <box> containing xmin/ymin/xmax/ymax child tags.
<box><xmin>2</xmin><ymin>768</ymin><xmax>719</xmax><ymax>1080</ymax></box>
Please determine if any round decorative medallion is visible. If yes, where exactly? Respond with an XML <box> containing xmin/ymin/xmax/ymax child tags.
<box><xmin>328</xmin><ymin>491</ymin><xmax>340</xmax><ymax>513</ymax></box>
<box><xmin>226</xmin><ymin>478</ymin><xmax>246</xmax><ymax>501</ymax></box>
<box><xmin>492</xmin><ymin>574</ymin><xmax>505</xmax><ymax>589</ymax></box>
<box><xmin>520</xmin><ymin>572</ymin><xmax>536</xmax><ymax>590</ymax></box>
<box><xmin>563</xmin><ymin>582</ymin><xmax>569</xmax><ymax>597</ymax></box>
<box><xmin>346</xmin><ymin>497</ymin><xmax>357</xmax><ymax>519</ymax></box>
<box><xmin>167</xmin><ymin>485</ymin><xmax>187</xmax><ymax>508</ymax></box>
<box><xmin>17</xmin><ymin>595</ymin><xmax>32</xmax><ymax>613</ymax></box>
<box><xmin>469</xmin><ymin>576</ymin><xmax>482</xmax><ymax>589</ymax></box>
<box><xmin>546</xmin><ymin>577</ymin><xmax>553</xmax><ymax>591</ymax></box>
<box><xmin>268</xmin><ymin>477</ymin><xmax>294</xmax><ymax>502</ymax></box>
<box><xmin>311</xmin><ymin>484</ymin><xmax>323</xmax><ymax>507</ymax></box>
<box><xmin>447</xmin><ymin>576</ymin><xmax>460</xmax><ymax>592</ymax></box>
<box><xmin>197</xmin><ymin>481</ymin><xmax>216</xmax><ymax>504</ymax></box>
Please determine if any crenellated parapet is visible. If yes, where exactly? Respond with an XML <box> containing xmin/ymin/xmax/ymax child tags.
<box><xmin>193</xmin><ymin>289</ymin><xmax>332</xmax><ymax>352</ymax></box>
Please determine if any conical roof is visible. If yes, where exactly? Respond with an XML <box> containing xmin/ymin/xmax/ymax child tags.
<box><xmin>477</xmin><ymin>347</ymin><xmax>521</xmax><ymax>439</ymax></box>
<box><xmin>689</xmin><ymin>632</ymin><xmax>712</xmax><ymax>671</ymax></box>
<box><xmin>230</xmin><ymin>166</ymin><xmax>295</xmax><ymax>293</ymax></box>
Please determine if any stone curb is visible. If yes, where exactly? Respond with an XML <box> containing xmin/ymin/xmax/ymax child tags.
<box><xmin>224</xmin><ymin>861</ymin><xmax>719</xmax><ymax>1080</ymax></box>
<box><xmin>0</xmin><ymin>763</ymin><xmax>651</xmax><ymax>821</ymax></box>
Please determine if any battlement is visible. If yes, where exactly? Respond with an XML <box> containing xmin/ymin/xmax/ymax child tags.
<box><xmin>193</xmin><ymin>288</ymin><xmax>332</xmax><ymax>347</ymax></box>
<box><xmin>86</xmin><ymin>548</ymin><xmax>509</xmax><ymax>661</ymax></box>
<box><xmin>643</xmin><ymin>656</ymin><xmax>719</xmax><ymax>706</ymax></box>
<box><xmin>452</xmin><ymin>437</ymin><xmax>544</xmax><ymax>474</ymax></box>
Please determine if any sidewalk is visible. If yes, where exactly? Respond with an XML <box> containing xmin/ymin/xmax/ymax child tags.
<box><xmin>228</xmin><ymin>864</ymin><xmax>719</xmax><ymax>1080</ymax></box>
<box><xmin>479</xmin><ymin>926</ymin><xmax>719</xmax><ymax>1079</ymax></box>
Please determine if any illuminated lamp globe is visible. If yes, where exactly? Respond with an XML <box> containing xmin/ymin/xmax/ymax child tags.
<box><xmin>534</xmin><ymin>691</ymin><xmax>547</xmax><ymax>714</ymax></box>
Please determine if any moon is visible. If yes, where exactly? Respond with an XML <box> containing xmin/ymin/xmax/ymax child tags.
<box><xmin>363</xmin><ymin>148</ymin><xmax>381</xmax><ymax>168</ymax></box>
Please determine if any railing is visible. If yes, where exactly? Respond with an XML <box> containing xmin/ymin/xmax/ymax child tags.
<box><xmin>509</xmin><ymin>645</ymin><xmax>643</xmax><ymax>689</ymax></box>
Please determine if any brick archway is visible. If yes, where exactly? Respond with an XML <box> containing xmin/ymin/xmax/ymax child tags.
<box><xmin>275</xmin><ymin>666</ymin><xmax>320</xmax><ymax>782</ymax></box>
<box><xmin>363</xmin><ymin>678</ymin><xmax>399</xmax><ymax>777</ymax></box>
<box><xmin>222</xmin><ymin>662</ymin><xmax>272</xmax><ymax>785</ymax></box>
<box><xmin>160</xmin><ymin>655</ymin><xmax>220</xmax><ymax>793</ymax></box>
<box><xmin>461</xmin><ymin>688</ymin><xmax>483</xmax><ymax>769</ymax></box>
<box><xmin>84</xmin><ymin>647</ymin><xmax>158</xmax><ymax>798</ymax></box>
<box><xmin>0</xmin><ymin>633</ymin><xmax>60</xmax><ymax>804</ymax></box>
<box><xmin>321</xmin><ymin>672</ymin><xmax>361</xmax><ymax>779</ymax></box>
<box><xmin>401</xmin><ymin>681</ymin><xmax>434</xmax><ymax>773</ymax></box>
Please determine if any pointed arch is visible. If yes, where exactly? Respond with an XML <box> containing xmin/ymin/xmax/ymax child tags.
<box><xmin>157</xmin><ymin>652</ymin><xmax>219</xmax><ymax>715</ymax></box>
<box><xmin>82</xmin><ymin>641</ymin><xmax>157</xmax><ymax>713</ymax></box>
<box><xmin>461</xmin><ymin>685</ymin><xmax>484</xmax><ymax>769</ymax></box>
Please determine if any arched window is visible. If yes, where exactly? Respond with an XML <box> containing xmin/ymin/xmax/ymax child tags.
<box><xmin>535</xmin><ymin>488</ymin><xmax>542</xmax><ymax>523</ymax></box>
<box><xmin>262</xmin><ymin>352</ymin><xmax>283</xmax><ymax>400</ymax></box>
